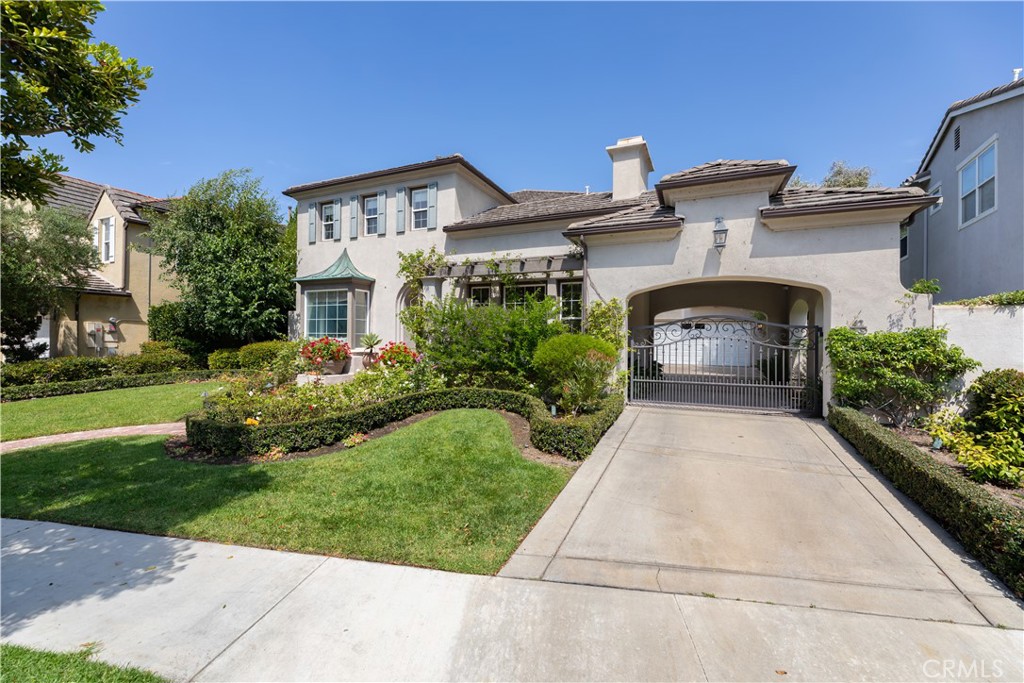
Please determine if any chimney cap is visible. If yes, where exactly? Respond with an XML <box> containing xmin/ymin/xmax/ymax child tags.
<box><xmin>606</xmin><ymin>135</ymin><xmax>654</xmax><ymax>172</ymax></box>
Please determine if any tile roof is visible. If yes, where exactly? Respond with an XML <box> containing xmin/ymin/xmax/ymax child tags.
<box><xmin>948</xmin><ymin>78</ymin><xmax>1024</xmax><ymax>114</ymax></box>
<box><xmin>659</xmin><ymin>159</ymin><xmax>795</xmax><ymax>185</ymax></box>
<box><xmin>762</xmin><ymin>186</ymin><xmax>937</xmax><ymax>217</ymax></box>
<box><xmin>63</xmin><ymin>272</ymin><xmax>130</xmax><ymax>297</ymax></box>
<box><xmin>47</xmin><ymin>175</ymin><xmax>104</xmax><ymax>215</ymax></box>
<box><xmin>566</xmin><ymin>194</ymin><xmax>682</xmax><ymax>235</ymax></box>
<box><xmin>293</xmin><ymin>249</ymin><xmax>374</xmax><ymax>283</ymax></box>
<box><xmin>447</xmin><ymin>191</ymin><xmax>655</xmax><ymax>231</ymax></box>
<box><xmin>509</xmin><ymin>189</ymin><xmax>581</xmax><ymax>203</ymax></box>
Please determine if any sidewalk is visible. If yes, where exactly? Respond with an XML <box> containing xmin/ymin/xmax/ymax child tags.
<box><xmin>0</xmin><ymin>422</ymin><xmax>184</xmax><ymax>453</ymax></box>
<box><xmin>2</xmin><ymin>519</ymin><xmax>1020</xmax><ymax>682</ymax></box>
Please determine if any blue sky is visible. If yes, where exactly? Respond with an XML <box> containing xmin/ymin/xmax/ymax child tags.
<box><xmin>48</xmin><ymin>1</ymin><xmax>1023</xmax><ymax>214</ymax></box>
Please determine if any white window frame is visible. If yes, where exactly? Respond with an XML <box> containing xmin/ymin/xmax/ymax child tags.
<box><xmin>100</xmin><ymin>216</ymin><xmax>115</xmax><ymax>263</ymax></box>
<box><xmin>353</xmin><ymin>289</ymin><xmax>370</xmax><ymax>340</ymax></box>
<box><xmin>559</xmin><ymin>281</ymin><xmax>583</xmax><ymax>330</ymax></box>
<box><xmin>899</xmin><ymin>225</ymin><xmax>909</xmax><ymax>262</ymax></box>
<box><xmin>364</xmin><ymin>195</ymin><xmax>379</xmax><ymax>236</ymax></box>
<box><xmin>411</xmin><ymin>187</ymin><xmax>429</xmax><ymax>230</ymax></box>
<box><xmin>469</xmin><ymin>285</ymin><xmax>491</xmax><ymax>306</ymax></box>
<box><xmin>504</xmin><ymin>283</ymin><xmax>546</xmax><ymax>309</ymax></box>
<box><xmin>957</xmin><ymin>136</ymin><xmax>997</xmax><ymax>230</ymax></box>
<box><xmin>321</xmin><ymin>202</ymin><xmax>336</xmax><ymax>240</ymax></box>
<box><xmin>928</xmin><ymin>183</ymin><xmax>942</xmax><ymax>215</ymax></box>
<box><xmin>304</xmin><ymin>289</ymin><xmax>349</xmax><ymax>341</ymax></box>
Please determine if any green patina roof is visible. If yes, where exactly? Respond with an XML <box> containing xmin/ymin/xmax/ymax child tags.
<box><xmin>293</xmin><ymin>249</ymin><xmax>375</xmax><ymax>284</ymax></box>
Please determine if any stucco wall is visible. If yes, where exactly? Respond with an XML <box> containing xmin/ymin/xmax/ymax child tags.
<box><xmin>92</xmin><ymin>192</ymin><xmax>126</xmax><ymax>289</ymax></box>
<box><xmin>935</xmin><ymin>304</ymin><xmax>1024</xmax><ymax>374</ymax></box>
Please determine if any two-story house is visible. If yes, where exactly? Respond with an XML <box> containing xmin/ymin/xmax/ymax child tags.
<box><xmin>284</xmin><ymin>136</ymin><xmax>936</xmax><ymax>414</ymax></box>
<box><xmin>901</xmin><ymin>76</ymin><xmax>1024</xmax><ymax>302</ymax></box>
<box><xmin>41</xmin><ymin>174</ymin><xmax>177</xmax><ymax>356</ymax></box>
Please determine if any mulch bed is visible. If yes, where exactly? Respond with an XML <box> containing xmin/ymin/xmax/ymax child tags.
<box><xmin>166</xmin><ymin>409</ymin><xmax>580</xmax><ymax>470</ymax></box>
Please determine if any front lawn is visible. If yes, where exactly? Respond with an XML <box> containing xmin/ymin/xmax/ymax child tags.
<box><xmin>0</xmin><ymin>409</ymin><xmax>570</xmax><ymax>574</ymax></box>
<box><xmin>0</xmin><ymin>381</ymin><xmax>227</xmax><ymax>441</ymax></box>
<box><xmin>0</xmin><ymin>644</ymin><xmax>166</xmax><ymax>683</ymax></box>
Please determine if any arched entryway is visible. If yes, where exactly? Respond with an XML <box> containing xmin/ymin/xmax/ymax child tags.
<box><xmin>626</xmin><ymin>279</ymin><xmax>824</xmax><ymax>414</ymax></box>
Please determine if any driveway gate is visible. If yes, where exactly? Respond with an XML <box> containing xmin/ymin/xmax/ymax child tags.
<box><xmin>628</xmin><ymin>316</ymin><xmax>822</xmax><ymax>413</ymax></box>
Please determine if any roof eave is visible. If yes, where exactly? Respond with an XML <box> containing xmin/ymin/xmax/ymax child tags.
<box><xmin>445</xmin><ymin>206</ymin><xmax>621</xmax><ymax>233</ymax></box>
<box><xmin>564</xmin><ymin>218</ymin><xmax>684</xmax><ymax>237</ymax></box>
<box><xmin>760</xmin><ymin>195</ymin><xmax>938</xmax><ymax>220</ymax></box>
<box><xmin>655</xmin><ymin>165</ymin><xmax>797</xmax><ymax>204</ymax></box>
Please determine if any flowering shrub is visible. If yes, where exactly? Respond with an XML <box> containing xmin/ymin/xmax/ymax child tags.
<box><xmin>300</xmin><ymin>337</ymin><xmax>351</xmax><ymax>370</ymax></box>
<box><xmin>375</xmin><ymin>341</ymin><xmax>419</xmax><ymax>369</ymax></box>
<box><xmin>343</xmin><ymin>432</ymin><xmax>367</xmax><ymax>447</ymax></box>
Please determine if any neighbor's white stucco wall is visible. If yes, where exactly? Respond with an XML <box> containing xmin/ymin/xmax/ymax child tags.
<box><xmin>935</xmin><ymin>304</ymin><xmax>1024</xmax><ymax>374</ymax></box>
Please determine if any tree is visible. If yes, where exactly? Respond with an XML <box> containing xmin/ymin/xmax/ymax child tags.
<box><xmin>1</xmin><ymin>1</ymin><xmax>152</xmax><ymax>205</ymax></box>
<box><xmin>790</xmin><ymin>160</ymin><xmax>873</xmax><ymax>189</ymax></box>
<box><xmin>1</xmin><ymin>205</ymin><xmax>99</xmax><ymax>360</ymax></box>
<box><xmin>144</xmin><ymin>170</ymin><xmax>295</xmax><ymax>351</ymax></box>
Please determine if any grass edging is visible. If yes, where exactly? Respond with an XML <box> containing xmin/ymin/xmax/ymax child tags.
<box><xmin>828</xmin><ymin>405</ymin><xmax>1024</xmax><ymax>598</ymax></box>
<box><xmin>187</xmin><ymin>388</ymin><xmax>625</xmax><ymax>461</ymax></box>
<box><xmin>1</xmin><ymin>370</ymin><xmax>247</xmax><ymax>402</ymax></box>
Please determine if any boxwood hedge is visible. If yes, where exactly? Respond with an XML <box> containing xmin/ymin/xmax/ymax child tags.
<box><xmin>187</xmin><ymin>388</ymin><xmax>624</xmax><ymax>462</ymax></box>
<box><xmin>1</xmin><ymin>370</ymin><xmax>244</xmax><ymax>402</ymax></box>
<box><xmin>828</xmin><ymin>406</ymin><xmax>1024</xmax><ymax>598</ymax></box>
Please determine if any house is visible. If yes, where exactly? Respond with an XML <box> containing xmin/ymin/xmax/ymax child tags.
<box><xmin>38</xmin><ymin>174</ymin><xmax>177</xmax><ymax>356</ymax></box>
<box><xmin>284</xmin><ymin>137</ymin><xmax>936</xmax><ymax>414</ymax></box>
<box><xmin>901</xmin><ymin>76</ymin><xmax>1024</xmax><ymax>302</ymax></box>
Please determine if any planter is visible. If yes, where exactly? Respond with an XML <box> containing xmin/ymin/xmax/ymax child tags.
<box><xmin>362</xmin><ymin>351</ymin><xmax>378</xmax><ymax>369</ymax></box>
<box><xmin>323</xmin><ymin>357</ymin><xmax>351</xmax><ymax>375</ymax></box>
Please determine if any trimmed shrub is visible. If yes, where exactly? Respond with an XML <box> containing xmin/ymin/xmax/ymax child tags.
<box><xmin>139</xmin><ymin>340</ymin><xmax>178</xmax><ymax>354</ymax></box>
<box><xmin>186</xmin><ymin>388</ymin><xmax>624</xmax><ymax>462</ymax></box>
<box><xmin>114</xmin><ymin>349</ymin><xmax>197</xmax><ymax>375</ymax></box>
<box><xmin>1</xmin><ymin>370</ymin><xmax>243</xmax><ymax>402</ymax></box>
<box><xmin>828</xmin><ymin>406</ymin><xmax>1024</xmax><ymax>599</ymax></box>
<box><xmin>237</xmin><ymin>340</ymin><xmax>296</xmax><ymax>370</ymax></box>
<box><xmin>968</xmin><ymin>369</ymin><xmax>1024</xmax><ymax>430</ymax></box>
<box><xmin>208</xmin><ymin>348</ymin><xmax>242</xmax><ymax>370</ymax></box>
<box><xmin>533</xmin><ymin>334</ymin><xmax>617</xmax><ymax>415</ymax></box>
<box><xmin>947</xmin><ymin>290</ymin><xmax>1024</xmax><ymax>307</ymax></box>
<box><xmin>1</xmin><ymin>356</ymin><xmax>112</xmax><ymax>386</ymax></box>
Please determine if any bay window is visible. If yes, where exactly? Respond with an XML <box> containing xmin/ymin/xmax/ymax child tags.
<box><xmin>305</xmin><ymin>290</ymin><xmax>348</xmax><ymax>340</ymax></box>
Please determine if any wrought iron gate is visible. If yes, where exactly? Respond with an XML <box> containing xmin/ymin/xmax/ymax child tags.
<box><xmin>628</xmin><ymin>316</ymin><xmax>822</xmax><ymax>414</ymax></box>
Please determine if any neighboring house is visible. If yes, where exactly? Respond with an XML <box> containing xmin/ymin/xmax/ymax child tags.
<box><xmin>39</xmin><ymin>174</ymin><xmax>177</xmax><ymax>356</ymax></box>
<box><xmin>284</xmin><ymin>136</ymin><xmax>935</xmax><ymax>414</ymax></box>
<box><xmin>901</xmin><ymin>77</ymin><xmax>1024</xmax><ymax>302</ymax></box>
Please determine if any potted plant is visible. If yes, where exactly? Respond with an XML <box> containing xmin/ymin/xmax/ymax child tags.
<box><xmin>300</xmin><ymin>337</ymin><xmax>351</xmax><ymax>375</ymax></box>
<box><xmin>360</xmin><ymin>332</ymin><xmax>382</xmax><ymax>369</ymax></box>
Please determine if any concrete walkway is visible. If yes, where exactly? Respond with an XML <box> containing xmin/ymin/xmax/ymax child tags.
<box><xmin>0</xmin><ymin>422</ymin><xmax>184</xmax><ymax>453</ymax></box>
<box><xmin>502</xmin><ymin>406</ymin><xmax>1024</xmax><ymax>630</ymax></box>
<box><xmin>2</xmin><ymin>519</ymin><xmax>1021</xmax><ymax>682</ymax></box>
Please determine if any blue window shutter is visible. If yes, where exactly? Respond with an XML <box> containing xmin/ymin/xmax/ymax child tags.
<box><xmin>349</xmin><ymin>196</ymin><xmax>358</xmax><ymax>239</ymax></box>
<box><xmin>333</xmin><ymin>199</ymin><xmax>342</xmax><ymax>240</ymax></box>
<box><xmin>308</xmin><ymin>202</ymin><xmax>316</xmax><ymax>244</ymax></box>
<box><xmin>377</xmin><ymin>190</ymin><xmax>387</xmax><ymax>235</ymax></box>
<box><xmin>395</xmin><ymin>187</ymin><xmax>406</xmax><ymax>234</ymax></box>
<box><xmin>427</xmin><ymin>182</ymin><xmax>438</xmax><ymax>230</ymax></box>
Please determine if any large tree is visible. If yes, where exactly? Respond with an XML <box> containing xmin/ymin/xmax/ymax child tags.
<box><xmin>790</xmin><ymin>160</ymin><xmax>873</xmax><ymax>189</ymax></box>
<box><xmin>145</xmin><ymin>170</ymin><xmax>295</xmax><ymax>350</ymax></box>
<box><xmin>1</xmin><ymin>205</ymin><xmax>99</xmax><ymax>360</ymax></box>
<box><xmin>1</xmin><ymin>1</ymin><xmax>152</xmax><ymax>205</ymax></box>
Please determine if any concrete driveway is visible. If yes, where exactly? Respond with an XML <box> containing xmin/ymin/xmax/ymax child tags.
<box><xmin>502</xmin><ymin>406</ymin><xmax>1024</xmax><ymax>628</ymax></box>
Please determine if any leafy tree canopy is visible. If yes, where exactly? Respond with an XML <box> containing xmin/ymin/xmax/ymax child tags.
<box><xmin>1</xmin><ymin>205</ymin><xmax>99</xmax><ymax>360</ymax></box>
<box><xmin>790</xmin><ymin>160</ymin><xmax>873</xmax><ymax>189</ymax></box>
<box><xmin>144</xmin><ymin>169</ymin><xmax>295</xmax><ymax>350</ymax></box>
<box><xmin>1</xmin><ymin>1</ymin><xmax>152</xmax><ymax>205</ymax></box>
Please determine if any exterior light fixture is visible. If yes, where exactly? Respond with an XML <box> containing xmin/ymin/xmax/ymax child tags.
<box><xmin>713</xmin><ymin>217</ymin><xmax>728</xmax><ymax>254</ymax></box>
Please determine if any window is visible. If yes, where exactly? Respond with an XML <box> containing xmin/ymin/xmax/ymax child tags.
<box><xmin>321</xmin><ymin>202</ymin><xmax>336</xmax><ymax>240</ymax></box>
<box><xmin>305</xmin><ymin>290</ymin><xmax>348</xmax><ymax>340</ymax></box>
<box><xmin>959</xmin><ymin>141</ymin><xmax>996</xmax><ymax>226</ymax></box>
<box><xmin>899</xmin><ymin>225</ymin><xmax>908</xmax><ymax>260</ymax></box>
<box><xmin>470</xmin><ymin>286</ymin><xmax>491</xmax><ymax>306</ymax></box>
<box><xmin>411</xmin><ymin>188</ymin><xmax>429</xmax><ymax>230</ymax></box>
<box><xmin>505</xmin><ymin>283</ymin><xmax>546</xmax><ymax>309</ymax></box>
<box><xmin>560</xmin><ymin>281</ymin><xmax>583</xmax><ymax>331</ymax></box>
<box><xmin>364</xmin><ymin>196</ymin><xmax>379</xmax><ymax>235</ymax></box>
<box><xmin>100</xmin><ymin>217</ymin><xmax>114</xmax><ymax>263</ymax></box>
<box><xmin>929</xmin><ymin>184</ymin><xmax>942</xmax><ymax>215</ymax></box>
<box><xmin>354</xmin><ymin>290</ymin><xmax>369</xmax><ymax>339</ymax></box>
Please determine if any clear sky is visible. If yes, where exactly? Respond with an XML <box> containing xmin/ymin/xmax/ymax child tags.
<box><xmin>47</xmin><ymin>1</ymin><xmax>1024</xmax><ymax>214</ymax></box>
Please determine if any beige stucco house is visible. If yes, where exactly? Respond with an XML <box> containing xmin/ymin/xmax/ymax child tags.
<box><xmin>284</xmin><ymin>137</ymin><xmax>936</xmax><ymax>414</ymax></box>
<box><xmin>39</xmin><ymin>175</ymin><xmax>177</xmax><ymax>356</ymax></box>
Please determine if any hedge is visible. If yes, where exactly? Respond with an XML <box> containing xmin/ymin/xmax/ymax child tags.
<box><xmin>237</xmin><ymin>340</ymin><xmax>297</xmax><ymax>370</ymax></box>
<box><xmin>1</xmin><ymin>349</ymin><xmax>197</xmax><ymax>387</ymax></box>
<box><xmin>187</xmin><ymin>388</ymin><xmax>625</xmax><ymax>461</ymax></box>
<box><xmin>0</xmin><ymin>370</ymin><xmax>245</xmax><ymax>402</ymax></box>
<box><xmin>828</xmin><ymin>406</ymin><xmax>1024</xmax><ymax>599</ymax></box>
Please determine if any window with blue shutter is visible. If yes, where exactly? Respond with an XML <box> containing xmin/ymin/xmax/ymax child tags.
<box><xmin>395</xmin><ymin>187</ymin><xmax>406</xmax><ymax>234</ymax></box>
<box><xmin>377</xmin><ymin>190</ymin><xmax>387</xmax><ymax>235</ymax></box>
<box><xmin>426</xmin><ymin>182</ymin><xmax>438</xmax><ymax>230</ymax></box>
<box><xmin>308</xmin><ymin>202</ymin><xmax>316</xmax><ymax>244</ymax></box>
<box><xmin>349</xmin><ymin>196</ymin><xmax>358</xmax><ymax>239</ymax></box>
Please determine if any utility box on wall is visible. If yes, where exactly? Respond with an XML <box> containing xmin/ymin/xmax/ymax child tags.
<box><xmin>84</xmin><ymin>322</ymin><xmax>118</xmax><ymax>355</ymax></box>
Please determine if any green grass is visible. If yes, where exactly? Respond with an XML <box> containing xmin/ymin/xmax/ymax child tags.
<box><xmin>0</xmin><ymin>381</ymin><xmax>228</xmax><ymax>441</ymax></box>
<box><xmin>0</xmin><ymin>409</ymin><xmax>571</xmax><ymax>574</ymax></box>
<box><xmin>0</xmin><ymin>644</ymin><xmax>166</xmax><ymax>683</ymax></box>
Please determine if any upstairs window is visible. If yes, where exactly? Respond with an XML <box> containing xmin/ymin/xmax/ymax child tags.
<box><xmin>364</xmin><ymin>195</ymin><xmax>379</xmax><ymax>236</ymax></box>
<box><xmin>899</xmin><ymin>225</ymin><xmax>908</xmax><ymax>260</ymax></box>
<box><xmin>929</xmin><ymin>184</ymin><xmax>942</xmax><ymax>215</ymax></box>
<box><xmin>959</xmin><ymin>141</ymin><xmax>996</xmax><ymax>227</ymax></box>
<box><xmin>321</xmin><ymin>202</ymin><xmax>336</xmax><ymax>240</ymax></box>
<box><xmin>411</xmin><ymin>188</ymin><xmax>429</xmax><ymax>230</ymax></box>
<box><xmin>100</xmin><ymin>217</ymin><xmax>115</xmax><ymax>263</ymax></box>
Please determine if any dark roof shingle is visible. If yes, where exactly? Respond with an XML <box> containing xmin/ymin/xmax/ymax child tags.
<box><xmin>509</xmin><ymin>189</ymin><xmax>581</xmax><ymax>203</ymax></box>
<box><xmin>47</xmin><ymin>175</ymin><xmax>104</xmax><ymax>215</ymax></box>
<box><xmin>659</xmin><ymin>159</ymin><xmax>795</xmax><ymax>185</ymax></box>
<box><xmin>566</xmin><ymin>195</ymin><xmax>682</xmax><ymax>235</ymax></box>
<box><xmin>447</xmin><ymin>191</ymin><xmax>655</xmax><ymax>231</ymax></box>
<box><xmin>763</xmin><ymin>186</ymin><xmax>937</xmax><ymax>217</ymax></box>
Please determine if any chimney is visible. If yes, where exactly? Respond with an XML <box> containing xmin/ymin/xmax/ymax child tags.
<box><xmin>1014</xmin><ymin>67</ymin><xmax>1023</xmax><ymax>82</ymax></box>
<box><xmin>606</xmin><ymin>136</ymin><xmax>654</xmax><ymax>201</ymax></box>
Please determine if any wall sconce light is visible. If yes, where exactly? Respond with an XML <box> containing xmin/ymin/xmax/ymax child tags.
<box><xmin>713</xmin><ymin>217</ymin><xmax>728</xmax><ymax>254</ymax></box>
<box><xmin>107</xmin><ymin>317</ymin><xmax>120</xmax><ymax>334</ymax></box>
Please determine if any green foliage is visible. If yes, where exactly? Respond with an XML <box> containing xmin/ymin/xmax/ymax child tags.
<box><xmin>828</xmin><ymin>406</ymin><xmax>1024</xmax><ymax>598</ymax></box>
<box><xmin>584</xmin><ymin>297</ymin><xmax>629</xmax><ymax>349</ymax></box>
<box><xmin>112</xmin><ymin>349</ymin><xmax>197</xmax><ymax>375</ymax></box>
<box><xmin>1</xmin><ymin>370</ymin><xmax>239</xmax><ymax>402</ymax></box>
<box><xmin>0</xmin><ymin>205</ymin><xmax>98</xmax><ymax>360</ymax></box>
<box><xmin>207</xmin><ymin>348</ymin><xmax>241</xmax><ymax>370</ymax></box>
<box><xmin>947</xmin><ymin>290</ymin><xmax>1024</xmax><ymax>307</ymax></box>
<box><xmin>0</xmin><ymin>1</ymin><xmax>152</xmax><ymax>205</ymax></box>
<box><xmin>0</xmin><ymin>350</ymin><xmax>196</xmax><ymax>387</ymax></box>
<box><xmin>143</xmin><ymin>169</ymin><xmax>294</xmax><ymax>350</ymax></box>
<box><xmin>533</xmin><ymin>334</ymin><xmax>617</xmax><ymax>415</ymax></box>
<box><xmin>826</xmin><ymin>326</ymin><xmax>979</xmax><ymax>427</ymax></box>
<box><xmin>909</xmin><ymin>278</ymin><xmax>942</xmax><ymax>295</ymax></box>
<box><xmin>237</xmin><ymin>340</ymin><xmax>297</xmax><ymax>370</ymax></box>
<box><xmin>147</xmin><ymin>301</ymin><xmax>207</xmax><ymax>362</ymax></box>
<box><xmin>396</xmin><ymin>246</ymin><xmax>447</xmax><ymax>300</ymax></box>
<box><xmin>0</xmin><ymin>644</ymin><xmax>166</xmax><ymax>683</ymax></box>
<box><xmin>360</xmin><ymin>332</ymin><xmax>382</xmax><ymax>349</ymax></box>
<box><xmin>969</xmin><ymin>369</ymin><xmax>1024</xmax><ymax>432</ymax></box>
<box><xmin>139</xmin><ymin>340</ymin><xmax>176</xmax><ymax>354</ymax></box>
<box><xmin>400</xmin><ymin>295</ymin><xmax>565</xmax><ymax>390</ymax></box>
<box><xmin>788</xmin><ymin>160</ymin><xmax>873</xmax><ymax>189</ymax></box>
<box><xmin>189</xmin><ymin>387</ymin><xmax>624</xmax><ymax>461</ymax></box>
